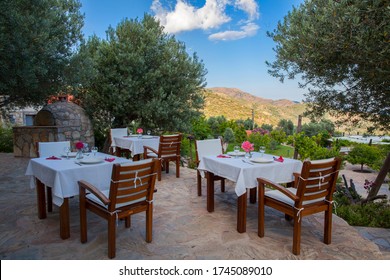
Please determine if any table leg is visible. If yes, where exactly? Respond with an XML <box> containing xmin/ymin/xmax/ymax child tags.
<box><xmin>35</xmin><ymin>178</ymin><xmax>47</xmax><ymax>219</ymax></box>
<box><xmin>59</xmin><ymin>198</ymin><xmax>70</xmax><ymax>239</ymax></box>
<box><xmin>237</xmin><ymin>192</ymin><xmax>247</xmax><ymax>233</ymax></box>
<box><xmin>206</xmin><ymin>171</ymin><xmax>215</xmax><ymax>212</ymax></box>
<box><xmin>249</xmin><ymin>188</ymin><xmax>257</xmax><ymax>204</ymax></box>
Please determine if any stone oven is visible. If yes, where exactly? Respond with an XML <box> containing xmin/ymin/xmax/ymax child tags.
<box><xmin>13</xmin><ymin>98</ymin><xmax>94</xmax><ymax>157</ymax></box>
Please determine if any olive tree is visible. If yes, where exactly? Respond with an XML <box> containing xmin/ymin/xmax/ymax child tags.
<box><xmin>79</xmin><ymin>14</ymin><xmax>207</xmax><ymax>134</ymax></box>
<box><xmin>0</xmin><ymin>0</ymin><xmax>84</xmax><ymax>110</ymax></box>
<box><xmin>267</xmin><ymin>0</ymin><xmax>390</xmax><ymax>201</ymax></box>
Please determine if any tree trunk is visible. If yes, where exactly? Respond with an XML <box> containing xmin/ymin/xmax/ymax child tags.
<box><xmin>365</xmin><ymin>151</ymin><xmax>390</xmax><ymax>202</ymax></box>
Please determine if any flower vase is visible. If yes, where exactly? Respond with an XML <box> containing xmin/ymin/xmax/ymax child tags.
<box><xmin>76</xmin><ymin>150</ymin><xmax>83</xmax><ymax>159</ymax></box>
<box><xmin>245</xmin><ymin>152</ymin><xmax>252</xmax><ymax>159</ymax></box>
<box><xmin>138</xmin><ymin>133</ymin><xmax>142</xmax><ymax>138</ymax></box>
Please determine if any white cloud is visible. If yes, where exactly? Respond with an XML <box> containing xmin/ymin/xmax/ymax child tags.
<box><xmin>151</xmin><ymin>0</ymin><xmax>260</xmax><ymax>41</ymax></box>
<box><xmin>235</xmin><ymin>0</ymin><xmax>259</xmax><ymax>21</ymax></box>
<box><xmin>152</xmin><ymin>0</ymin><xmax>231</xmax><ymax>34</ymax></box>
<box><xmin>208</xmin><ymin>22</ymin><xmax>259</xmax><ymax>41</ymax></box>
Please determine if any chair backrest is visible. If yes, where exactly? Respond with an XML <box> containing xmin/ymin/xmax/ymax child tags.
<box><xmin>195</xmin><ymin>138</ymin><xmax>224</xmax><ymax>164</ymax></box>
<box><xmin>157</xmin><ymin>134</ymin><xmax>182</xmax><ymax>157</ymax></box>
<box><xmin>37</xmin><ymin>141</ymin><xmax>71</xmax><ymax>158</ymax></box>
<box><xmin>294</xmin><ymin>157</ymin><xmax>342</xmax><ymax>207</ymax></box>
<box><xmin>108</xmin><ymin>159</ymin><xmax>159</xmax><ymax>212</ymax></box>
<box><xmin>110</xmin><ymin>128</ymin><xmax>128</xmax><ymax>147</ymax></box>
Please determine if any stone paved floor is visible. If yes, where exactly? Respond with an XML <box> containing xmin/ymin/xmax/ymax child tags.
<box><xmin>0</xmin><ymin>153</ymin><xmax>389</xmax><ymax>260</ymax></box>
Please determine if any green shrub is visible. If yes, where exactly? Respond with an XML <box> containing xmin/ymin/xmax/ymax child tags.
<box><xmin>0</xmin><ymin>126</ymin><xmax>13</xmax><ymax>153</ymax></box>
<box><xmin>336</xmin><ymin>200</ymin><xmax>390</xmax><ymax>228</ymax></box>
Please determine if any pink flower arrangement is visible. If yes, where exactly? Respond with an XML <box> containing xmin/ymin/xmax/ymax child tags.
<box><xmin>241</xmin><ymin>141</ymin><xmax>254</xmax><ymax>153</ymax></box>
<box><xmin>136</xmin><ymin>128</ymin><xmax>143</xmax><ymax>134</ymax></box>
<box><xmin>75</xmin><ymin>141</ymin><xmax>84</xmax><ymax>150</ymax></box>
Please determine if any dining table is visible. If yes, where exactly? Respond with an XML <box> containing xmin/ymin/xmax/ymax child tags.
<box><xmin>113</xmin><ymin>135</ymin><xmax>159</xmax><ymax>160</ymax></box>
<box><xmin>25</xmin><ymin>152</ymin><xmax>132</xmax><ymax>239</ymax></box>
<box><xmin>197</xmin><ymin>152</ymin><xmax>303</xmax><ymax>233</ymax></box>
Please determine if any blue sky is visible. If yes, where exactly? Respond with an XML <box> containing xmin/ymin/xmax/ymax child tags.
<box><xmin>80</xmin><ymin>0</ymin><xmax>306</xmax><ymax>101</ymax></box>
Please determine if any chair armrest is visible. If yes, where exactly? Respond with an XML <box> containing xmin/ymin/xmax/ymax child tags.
<box><xmin>78</xmin><ymin>180</ymin><xmax>110</xmax><ymax>205</ymax></box>
<box><xmin>143</xmin><ymin>145</ymin><xmax>158</xmax><ymax>157</ymax></box>
<box><xmin>257</xmin><ymin>177</ymin><xmax>299</xmax><ymax>201</ymax></box>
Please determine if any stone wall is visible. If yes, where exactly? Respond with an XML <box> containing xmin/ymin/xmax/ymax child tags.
<box><xmin>13</xmin><ymin>126</ymin><xmax>59</xmax><ymax>157</ymax></box>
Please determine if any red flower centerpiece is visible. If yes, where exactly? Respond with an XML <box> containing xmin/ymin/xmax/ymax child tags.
<box><xmin>241</xmin><ymin>141</ymin><xmax>254</xmax><ymax>158</ymax></box>
<box><xmin>137</xmin><ymin>128</ymin><xmax>143</xmax><ymax>138</ymax></box>
<box><xmin>75</xmin><ymin>141</ymin><xmax>84</xmax><ymax>159</ymax></box>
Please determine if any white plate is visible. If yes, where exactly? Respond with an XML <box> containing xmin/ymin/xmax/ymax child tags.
<box><xmin>61</xmin><ymin>152</ymin><xmax>77</xmax><ymax>157</ymax></box>
<box><xmin>142</xmin><ymin>136</ymin><xmax>154</xmax><ymax>139</ymax></box>
<box><xmin>79</xmin><ymin>157</ymin><xmax>105</xmax><ymax>164</ymax></box>
<box><xmin>250</xmin><ymin>157</ymin><xmax>274</xmax><ymax>163</ymax></box>
<box><xmin>227</xmin><ymin>151</ymin><xmax>246</xmax><ymax>156</ymax></box>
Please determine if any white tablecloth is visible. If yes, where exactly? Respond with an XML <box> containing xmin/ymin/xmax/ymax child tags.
<box><xmin>198</xmin><ymin>152</ymin><xmax>303</xmax><ymax>197</ymax></box>
<box><xmin>114</xmin><ymin>136</ymin><xmax>159</xmax><ymax>155</ymax></box>
<box><xmin>25</xmin><ymin>153</ymin><xmax>132</xmax><ymax>206</ymax></box>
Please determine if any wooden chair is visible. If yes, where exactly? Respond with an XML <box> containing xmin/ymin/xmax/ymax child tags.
<box><xmin>257</xmin><ymin>157</ymin><xmax>342</xmax><ymax>255</ymax></box>
<box><xmin>195</xmin><ymin>138</ymin><xmax>225</xmax><ymax>196</ymax></box>
<box><xmin>37</xmin><ymin>141</ymin><xmax>71</xmax><ymax>212</ymax></box>
<box><xmin>143</xmin><ymin>134</ymin><xmax>182</xmax><ymax>181</ymax></box>
<box><xmin>109</xmin><ymin>128</ymin><xmax>131</xmax><ymax>158</ymax></box>
<box><xmin>78</xmin><ymin>159</ymin><xmax>159</xmax><ymax>259</ymax></box>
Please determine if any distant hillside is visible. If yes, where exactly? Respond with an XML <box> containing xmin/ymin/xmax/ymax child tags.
<box><xmin>203</xmin><ymin>87</ymin><xmax>306</xmax><ymax>127</ymax></box>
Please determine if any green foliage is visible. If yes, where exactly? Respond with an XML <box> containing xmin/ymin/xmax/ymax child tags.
<box><xmin>335</xmin><ymin>201</ymin><xmax>390</xmax><ymax>228</ymax></box>
<box><xmin>346</xmin><ymin>144</ymin><xmax>381</xmax><ymax>171</ymax></box>
<box><xmin>223</xmin><ymin>128</ymin><xmax>235</xmax><ymax>144</ymax></box>
<box><xmin>277</xmin><ymin>119</ymin><xmax>294</xmax><ymax>135</ymax></box>
<box><xmin>267</xmin><ymin>0</ymin><xmax>390</xmax><ymax>131</ymax></box>
<box><xmin>248</xmin><ymin>133</ymin><xmax>271</xmax><ymax>151</ymax></box>
<box><xmin>261</xmin><ymin>124</ymin><xmax>273</xmax><ymax>132</ymax></box>
<box><xmin>0</xmin><ymin>0</ymin><xmax>84</xmax><ymax>109</ymax></box>
<box><xmin>79</xmin><ymin>14</ymin><xmax>207</xmax><ymax>134</ymax></box>
<box><xmin>0</xmin><ymin>125</ymin><xmax>13</xmax><ymax>153</ymax></box>
<box><xmin>191</xmin><ymin>116</ymin><xmax>212</xmax><ymax>140</ymax></box>
<box><xmin>289</xmin><ymin>132</ymin><xmax>340</xmax><ymax>160</ymax></box>
<box><xmin>302</xmin><ymin>120</ymin><xmax>335</xmax><ymax>138</ymax></box>
<box><xmin>270</xmin><ymin>129</ymin><xmax>287</xmax><ymax>144</ymax></box>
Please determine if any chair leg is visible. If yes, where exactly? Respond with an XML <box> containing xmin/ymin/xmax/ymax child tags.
<box><xmin>220</xmin><ymin>179</ymin><xmax>225</xmax><ymax>193</ymax></box>
<box><xmin>258</xmin><ymin>184</ymin><xmax>265</xmax><ymax>237</ymax></box>
<box><xmin>197</xmin><ymin>170</ymin><xmax>202</xmax><ymax>196</ymax></box>
<box><xmin>108</xmin><ymin>216</ymin><xmax>116</xmax><ymax>259</ymax></box>
<box><xmin>165</xmin><ymin>160</ymin><xmax>170</xmax><ymax>174</ymax></box>
<box><xmin>157</xmin><ymin>162</ymin><xmax>162</xmax><ymax>181</ymax></box>
<box><xmin>146</xmin><ymin>204</ymin><xmax>153</xmax><ymax>243</ymax></box>
<box><xmin>176</xmin><ymin>159</ymin><xmax>180</xmax><ymax>178</ymax></box>
<box><xmin>324</xmin><ymin>208</ymin><xmax>332</xmax><ymax>244</ymax></box>
<box><xmin>292</xmin><ymin>214</ymin><xmax>302</xmax><ymax>255</ymax></box>
<box><xmin>79</xmin><ymin>198</ymin><xmax>87</xmax><ymax>243</ymax></box>
<box><xmin>125</xmin><ymin>216</ymin><xmax>131</xmax><ymax>228</ymax></box>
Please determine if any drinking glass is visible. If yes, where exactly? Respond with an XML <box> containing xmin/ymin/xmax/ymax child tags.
<box><xmin>83</xmin><ymin>143</ymin><xmax>89</xmax><ymax>155</ymax></box>
<box><xmin>63</xmin><ymin>147</ymin><xmax>71</xmax><ymax>159</ymax></box>
<box><xmin>91</xmin><ymin>146</ymin><xmax>98</xmax><ymax>156</ymax></box>
<box><xmin>259</xmin><ymin>146</ymin><xmax>265</xmax><ymax>157</ymax></box>
<box><xmin>234</xmin><ymin>145</ymin><xmax>240</xmax><ymax>158</ymax></box>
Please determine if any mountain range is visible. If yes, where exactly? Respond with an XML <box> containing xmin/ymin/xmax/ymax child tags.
<box><xmin>202</xmin><ymin>87</ymin><xmax>306</xmax><ymax>127</ymax></box>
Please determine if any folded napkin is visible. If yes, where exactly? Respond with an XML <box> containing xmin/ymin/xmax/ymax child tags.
<box><xmin>105</xmin><ymin>158</ymin><xmax>115</xmax><ymax>162</ymax></box>
<box><xmin>273</xmin><ymin>156</ymin><xmax>284</xmax><ymax>162</ymax></box>
<box><xmin>217</xmin><ymin>154</ymin><xmax>231</xmax><ymax>158</ymax></box>
<box><xmin>46</xmin><ymin>156</ymin><xmax>61</xmax><ymax>160</ymax></box>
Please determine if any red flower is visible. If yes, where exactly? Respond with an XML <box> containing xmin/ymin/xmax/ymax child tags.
<box><xmin>241</xmin><ymin>141</ymin><xmax>254</xmax><ymax>153</ymax></box>
<box><xmin>75</xmin><ymin>141</ymin><xmax>84</xmax><ymax>150</ymax></box>
<box><xmin>137</xmin><ymin>128</ymin><xmax>143</xmax><ymax>134</ymax></box>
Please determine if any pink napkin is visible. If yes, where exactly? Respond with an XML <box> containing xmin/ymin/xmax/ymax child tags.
<box><xmin>217</xmin><ymin>154</ymin><xmax>231</xmax><ymax>158</ymax></box>
<box><xmin>273</xmin><ymin>156</ymin><xmax>284</xmax><ymax>162</ymax></box>
<box><xmin>105</xmin><ymin>158</ymin><xmax>115</xmax><ymax>162</ymax></box>
<box><xmin>46</xmin><ymin>156</ymin><xmax>61</xmax><ymax>160</ymax></box>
